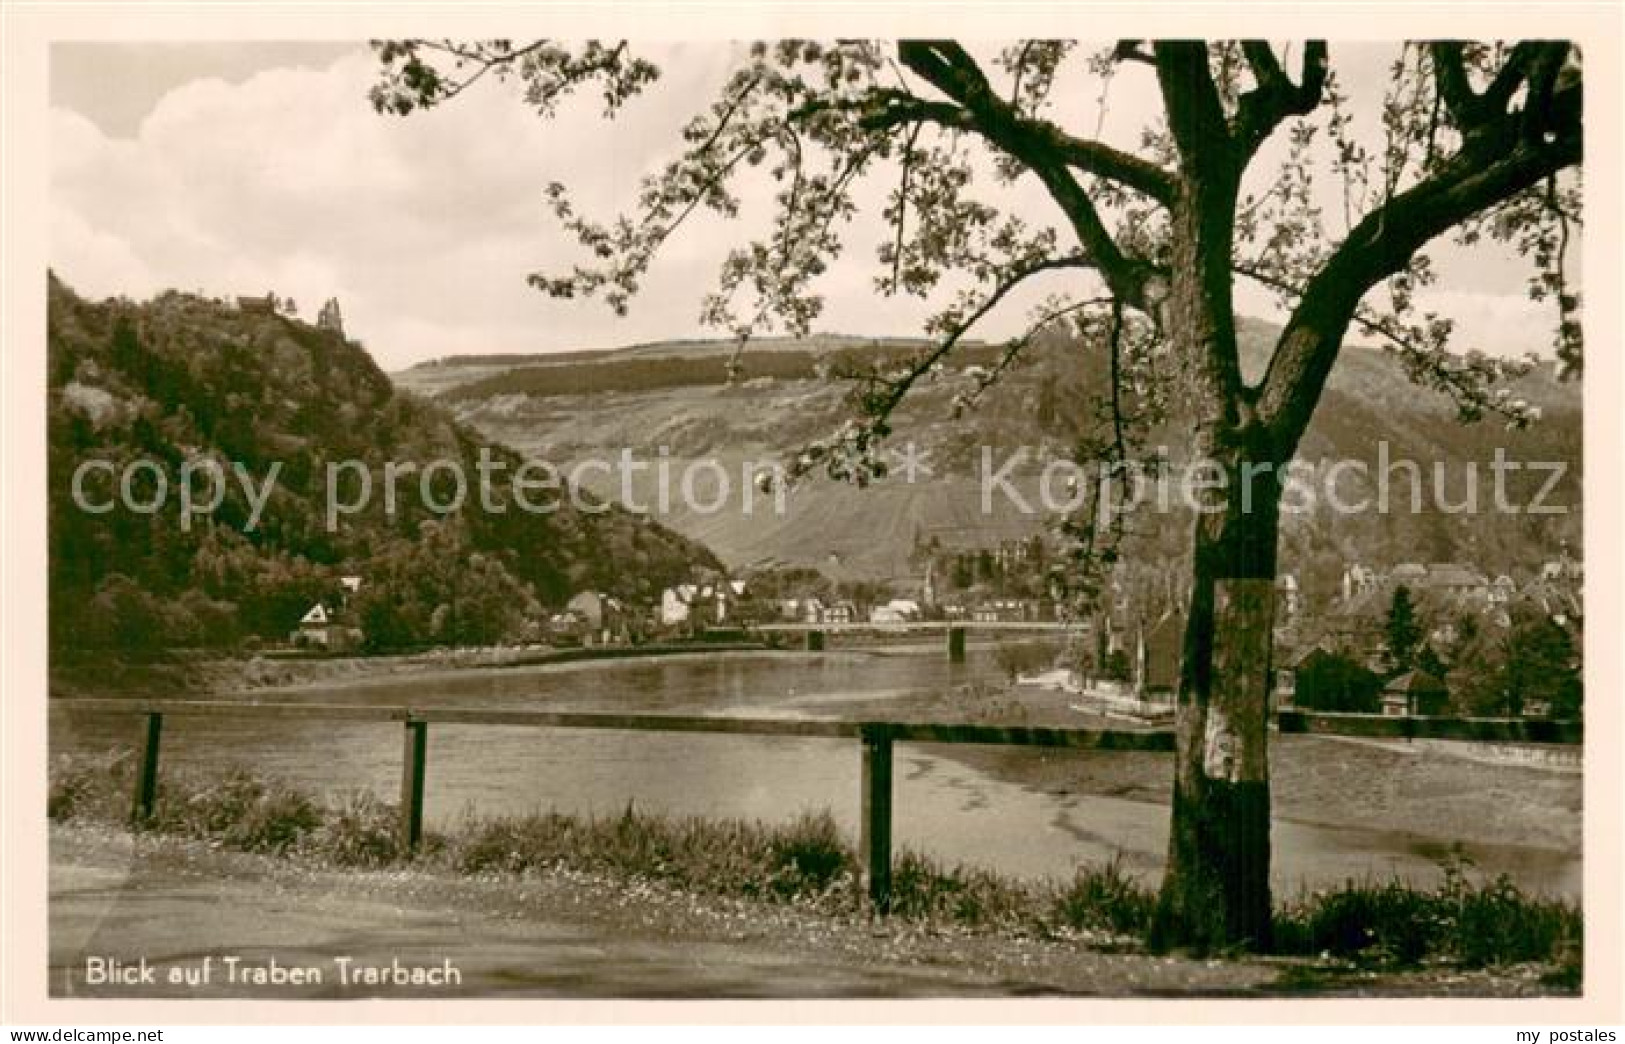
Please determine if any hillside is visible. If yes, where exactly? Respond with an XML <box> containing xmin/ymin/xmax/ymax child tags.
<box><xmin>394</xmin><ymin>334</ymin><xmax>997</xmax><ymax>401</ymax></box>
<box><xmin>399</xmin><ymin>318</ymin><xmax>1581</xmax><ymax>605</ymax></box>
<box><xmin>47</xmin><ymin>275</ymin><xmax>719</xmax><ymax>656</ymax></box>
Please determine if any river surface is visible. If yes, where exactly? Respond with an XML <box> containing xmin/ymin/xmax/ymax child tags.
<box><xmin>50</xmin><ymin>648</ymin><xmax>1582</xmax><ymax>898</ymax></box>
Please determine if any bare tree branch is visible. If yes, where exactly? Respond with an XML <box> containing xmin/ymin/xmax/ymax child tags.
<box><xmin>1233</xmin><ymin>41</ymin><xmax>1328</xmax><ymax>161</ymax></box>
<box><xmin>855</xmin><ymin>253</ymin><xmax>1100</xmax><ymax>423</ymax></box>
<box><xmin>894</xmin><ymin>40</ymin><xmax>1167</xmax><ymax>310</ymax></box>
<box><xmin>1257</xmin><ymin>74</ymin><xmax>1581</xmax><ymax>453</ymax></box>
<box><xmin>1430</xmin><ymin>42</ymin><xmax>1555</xmax><ymax>140</ymax></box>
<box><xmin>852</xmin><ymin>88</ymin><xmax>1178</xmax><ymax>205</ymax></box>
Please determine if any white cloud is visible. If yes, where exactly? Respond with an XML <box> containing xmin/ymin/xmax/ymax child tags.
<box><xmin>51</xmin><ymin>43</ymin><xmax>1572</xmax><ymax>372</ymax></box>
<box><xmin>50</xmin><ymin>47</ymin><xmax>721</xmax><ymax>368</ymax></box>
<box><xmin>51</xmin><ymin>205</ymin><xmax>153</xmax><ymax>294</ymax></box>
<box><xmin>1408</xmin><ymin>287</ymin><xmax>1562</xmax><ymax>359</ymax></box>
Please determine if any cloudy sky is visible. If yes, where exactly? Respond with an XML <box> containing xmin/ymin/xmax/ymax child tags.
<box><xmin>50</xmin><ymin>41</ymin><xmax>1575</xmax><ymax>372</ymax></box>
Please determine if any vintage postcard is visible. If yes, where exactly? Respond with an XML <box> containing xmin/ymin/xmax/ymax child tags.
<box><xmin>2</xmin><ymin>0</ymin><xmax>1620</xmax><ymax>1030</ymax></box>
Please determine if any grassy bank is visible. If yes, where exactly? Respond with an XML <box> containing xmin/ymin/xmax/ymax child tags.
<box><xmin>49</xmin><ymin>748</ymin><xmax>1580</xmax><ymax>979</ymax></box>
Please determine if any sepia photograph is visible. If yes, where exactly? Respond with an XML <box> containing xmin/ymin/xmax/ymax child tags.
<box><xmin>3</xmin><ymin>3</ymin><xmax>1619</xmax><ymax>1027</ymax></box>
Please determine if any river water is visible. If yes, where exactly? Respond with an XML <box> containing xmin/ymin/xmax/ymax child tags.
<box><xmin>50</xmin><ymin>648</ymin><xmax>1581</xmax><ymax>898</ymax></box>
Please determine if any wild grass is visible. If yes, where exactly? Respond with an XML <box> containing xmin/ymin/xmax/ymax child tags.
<box><xmin>49</xmin><ymin>748</ymin><xmax>1579</xmax><ymax>972</ymax></box>
<box><xmin>1273</xmin><ymin>856</ymin><xmax>1583</xmax><ymax>973</ymax></box>
<box><xmin>449</xmin><ymin>803</ymin><xmax>851</xmax><ymax>902</ymax></box>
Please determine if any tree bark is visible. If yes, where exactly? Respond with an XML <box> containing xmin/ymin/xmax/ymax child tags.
<box><xmin>1149</xmin><ymin>184</ymin><xmax>1281</xmax><ymax>952</ymax></box>
<box><xmin>1151</xmin><ymin>473</ymin><xmax>1280</xmax><ymax>952</ymax></box>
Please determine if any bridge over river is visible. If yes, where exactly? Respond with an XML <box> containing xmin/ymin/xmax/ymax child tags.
<box><xmin>755</xmin><ymin>620</ymin><xmax>1071</xmax><ymax>658</ymax></box>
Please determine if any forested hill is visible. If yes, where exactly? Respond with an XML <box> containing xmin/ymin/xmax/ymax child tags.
<box><xmin>46</xmin><ymin>274</ymin><xmax>718</xmax><ymax>655</ymax></box>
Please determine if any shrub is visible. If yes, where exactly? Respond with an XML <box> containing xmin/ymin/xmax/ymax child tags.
<box><xmin>1445</xmin><ymin>867</ymin><xmax>1581</xmax><ymax>969</ymax></box>
<box><xmin>765</xmin><ymin>811</ymin><xmax>850</xmax><ymax>898</ymax></box>
<box><xmin>1054</xmin><ymin>856</ymin><xmax>1156</xmax><ymax>938</ymax></box>
<box><xmin>1274</xmin><ymin>858</ymin><xmax>1582</xmax><ymax>969</ymax></box>
<box><xmin>151</xmin><ymin>767</ymin><xmax>320</xmax><ymax>853</ymax></box>
<box><xmin>48</xmin><ymin>749</ymin><xmax>134</xmax><ymax>822</ymax></box>
<box><xmin>992</xmin><ymin>640</ymin><xmax>1057</xmax><ymax>683</ymax></box>
<box><xmin>887</xmin><ymin>849</ymin><xmax>1037</xmax><ymax>927</ymax></box>
<box><xmin>449</xmin><ymin>806</ymin><xmax>852</xmax><ymax>901</ymax></box>
<box><xmin>307</xmin><ymin>790</ymin><xmax>403</xmax><ymax>868</ymax></box>
<box><xmin>451</xmin><ymin>810</ymin><xmax>579</xmax><ymax>876</ymax></box>
<box><xmin>1274</xmin><ymin>879</ymin><xmax>1442</xmax><ymax>966</ymax></box>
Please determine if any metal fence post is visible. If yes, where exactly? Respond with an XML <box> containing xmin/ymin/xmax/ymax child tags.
<box><xmin>131</xmin><ymin>711</ymin><xmax>163</xmax><ymax>827</ymax></box>
<box><xmin>859</xmin><ymin>725</ymin><xmax>894</xmax><ymax>913</ymax></box>
<box><xmin>399</xmin><ymin>718</ymin><xmax>428</xmax><ymax>855</ymax></box>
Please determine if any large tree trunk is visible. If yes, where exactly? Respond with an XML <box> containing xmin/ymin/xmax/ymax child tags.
<box><xmin>1151</xmin><ymin>476</ymin><xmax>1280</xmax><ymax>951</ymax></box>
<box><xmin>1147</xmin><ymin>180</ymin><xmax>1282</xmax><ymax>951</ymax></box>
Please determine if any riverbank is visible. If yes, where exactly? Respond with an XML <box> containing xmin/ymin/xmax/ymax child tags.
<box><xmin>49</xmin><ymin>644</ymin><xmax>1583</xmax><ymax>899</ymax></box>
<box><xmin>48</xmin><ymin>640</ymin><xmax>785</xmax><ymax>701</ymax></box>
<box><xmin>786</xmin><ymin>676</ymin><xmax>1583</xmax><ymax>876</ymax></box>
<box><xmin>49</xmin><ymin>820</ymin><xmax>1576</xmax><ymax>998</ymax></box>
<box><xmin>45</xmin><ymin>630</ymin><xmax>1015</xmax><ymax>702</ymax></box>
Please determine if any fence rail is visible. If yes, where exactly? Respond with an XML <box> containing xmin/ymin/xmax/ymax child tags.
<box><xmin>56</xmin><ymin>698</ymin><xmax>1174</xmax><ymax>912</ymax></box>
<box><xmin>55</xmin><ymin>698</ymin><xmax>1580</xmax><ymax>911</ymax></box>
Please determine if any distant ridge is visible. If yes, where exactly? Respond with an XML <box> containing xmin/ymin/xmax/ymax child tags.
<box><xmin>396</xmin><ymin>333</ymin><xmax>990</xmax><ymax>398</ymax></box>
<box><xmin>413</xmin><ymin>316</ymin><xmax>1581</xmax><ymax>595</ymax></box>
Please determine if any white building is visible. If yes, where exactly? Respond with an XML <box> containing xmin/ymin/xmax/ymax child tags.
<box><xmin>660</xmin><ymin>580</ymin><xmax>745</xmax><ymax>627</ymax></box>
<box><xmin>660</xmin><ymin>585</ymin><xmax>699</xmax><ymax>626</ymax></box>
<box><xmin>869</xmin><ymin>598</ymin><xmax>922</xmax><ymax>624</ymax></box>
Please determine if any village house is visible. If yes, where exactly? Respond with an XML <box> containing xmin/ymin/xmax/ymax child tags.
<box><xmin>821</xmin><ymin>601</ymin><xmax>857</xmax><ymax>625</ymax></box>
<box><xmin>1418</xmin><ymin>563</ymin><xmax>1493</xmax><ymax>606</ymax></box>
<box><xmin>288</xmin><ymin>574</ymin><xmax>366</xmax><ymax>652</ymax></box>
<box><xmin>1381</xmin><ymin>670</ymin><xmax>1450</xmax><ymax>717</ymax></box>
<box><xmin>869</xmin><ymin>598</ymin><xmax>922</xmax><ymax>625</ymax></box>
<box><xmin>1272</xmin><ymin>642</ymin><xmax>1349</xmax><ymax>711</ymax></box>
<box><xmin>558</xmin><ymin>590</ymin><xmax>626</xmax><ymax>644</ymax></box>
<box><xmin>291</xmin><ymin>602</ymin><xmax>361</xmax><ymax>652</ymax></box>
<box><xmin>1275</xmin><ymin>573</ymin><xmax>1300</xmax><ymax>622</ymax></box>
<box><xmin>972</xmin><ymin>598</ymin><xmax>1030</xmax><ymax>623</ymax></box>
<box><xmin>1340</xmin><ymin>563</ymin><xmax>1381</xmax><ymax>604</ymax></box>
<box><xmin>659</xmin><ymin>579</ymin><xmax>748</xmax><ymax>628</ymax></box>
<box><xmin>1133</xmin><ymin>610</ymin><xmax>1184</xmax><ymax>706</ymax></box>
<box><xmin>1272</xmin><ymin>649</ymin><xmax>1306</xmax><ymax>711</ymax></box>
<box><xmin>1326</xmin><ymin>559</ymin><xmax>1507</xmax><ymax>669</ymax></box>
<box><xmin>1524</xmin><ymin>546</ymin><xmax>1583</xmax><ymax>625</ymax></box>
<box><xmin>660</xmin><ymin>585</ymin><xmax>699</xmax><ymax>627</ymax></box>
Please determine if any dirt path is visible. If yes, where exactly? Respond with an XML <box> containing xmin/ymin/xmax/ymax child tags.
<box><xmin>50</xmin><ymin>825</ymin><xmax>1291</xmax><ymax>999</ymax></box>
<box><xmin>49</xmin><ymin>826</ymin><xmax>1567</xmax><ymax>1000</ymax></box>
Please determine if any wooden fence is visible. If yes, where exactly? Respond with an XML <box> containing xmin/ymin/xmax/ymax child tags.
<box><xmin>57</xmin><ymin>700</ymin><xmax>1580</xmax><ymax>911</ymax></box>
<box><xmin>57</xmin><ymin>699</ymin><xmax>1175</xmax><ymax>912</ymax></box>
